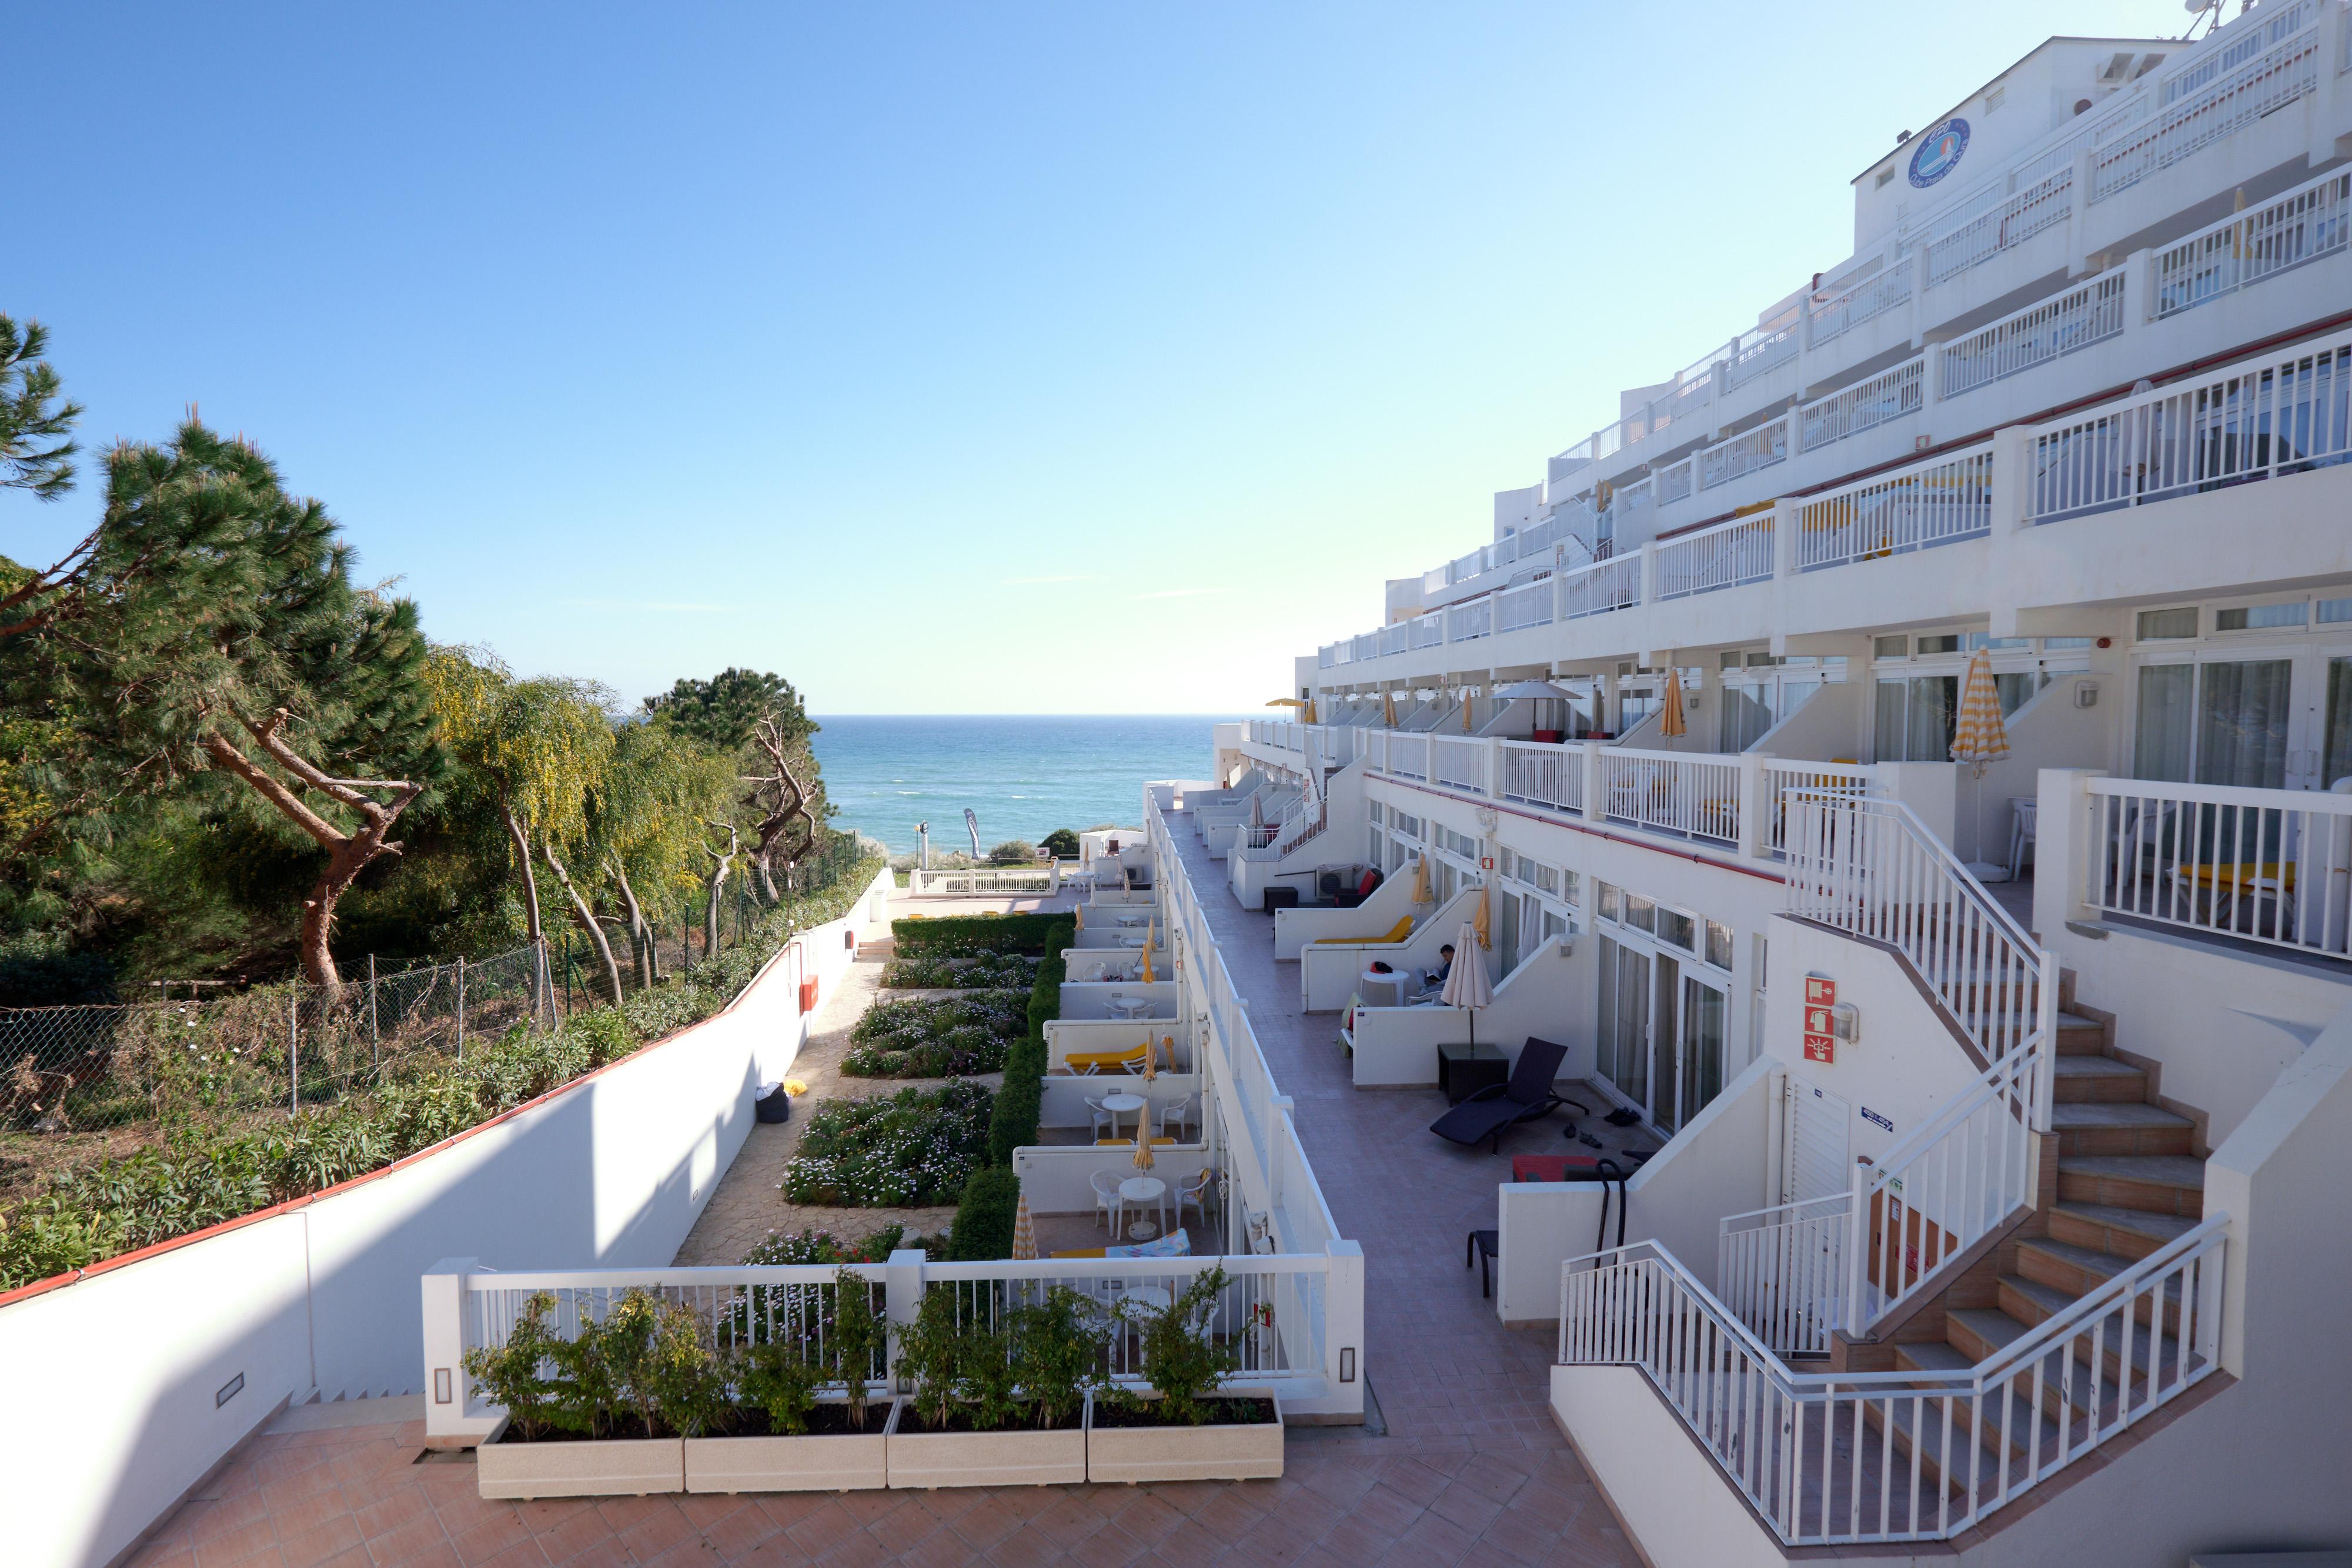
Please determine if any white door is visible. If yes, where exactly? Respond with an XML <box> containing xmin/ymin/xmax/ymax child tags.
<box><xmin>1782</xmin><ymin>1076</ymin><xmax>1850</xmax><ymax>1205</ymax></box>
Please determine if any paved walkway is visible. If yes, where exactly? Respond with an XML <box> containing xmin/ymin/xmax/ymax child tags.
<box><xmin>122</xmin><ymin>842</ymin><xmax>1641</xmax><ymax>1568</ymax></box>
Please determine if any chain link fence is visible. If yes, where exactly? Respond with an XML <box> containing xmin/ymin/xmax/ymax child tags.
<box><xmin>1</xmin><ymin>837</ymin><xmax>871</xmax><ymax>1136</ymax></box>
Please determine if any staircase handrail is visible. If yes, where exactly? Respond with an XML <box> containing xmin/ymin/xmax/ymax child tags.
<box><xmin>1782</xmin><ymin>790</ymin><xmax>2058</xmax><ymax>1332</ymax></box>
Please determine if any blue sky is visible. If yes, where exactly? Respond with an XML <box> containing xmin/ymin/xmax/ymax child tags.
<box><xmin>6</xmin><ymin>1</ymin><xmax>2175</xmax><ymax>713</ymax></box>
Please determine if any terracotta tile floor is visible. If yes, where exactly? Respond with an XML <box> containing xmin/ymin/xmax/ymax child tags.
<box><xmin>122</xmin><ymin>824</ymin><xmax>1639</xmax><ymax>1567</ymax></box>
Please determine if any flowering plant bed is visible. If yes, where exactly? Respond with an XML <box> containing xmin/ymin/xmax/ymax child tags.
<box><xmin>880</xmin><ymin>950</ymin><xmax>1040</xmax><ymax>990</ymax></box>
<box><xmin>842</xmin><ymin>991</ymin><xmax>1027</xmax><ymax>1078</ymax></box>
<box><xmin>780</xmin><ymin>1082</ymin><xmax>993</xmax><ymax>1206</ymax></box>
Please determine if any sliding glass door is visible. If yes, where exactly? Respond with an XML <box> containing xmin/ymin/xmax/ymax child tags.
<box><xmin>2134</xmin><ymin>654</ymin><xmax>2312</xmax><ymax>789</ymax></box>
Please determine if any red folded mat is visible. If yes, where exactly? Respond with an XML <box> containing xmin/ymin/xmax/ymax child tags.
<box><xmin>1510</xmin><ymin>1154</ymin><xmax>1602</xmax><ymax>1183</ymax></box>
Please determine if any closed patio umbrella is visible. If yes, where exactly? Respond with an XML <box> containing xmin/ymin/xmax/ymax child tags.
<box><xmin>1411</xmin><ymin>853</ymin><xmax>1432</xmax><ymax>904</ymax></box>
<box><xmin>1473</xmin><ymin>881</ymin><xmax>1491</xmax><ymax>950</ymax></box>
<box><xmin>1132</xmin><ymin>1109</ymin><xmax>1157</xmax><ymax>1171</ymax></box>
<box><xmin>1382</xmin><ymin>690</ymin><xmax>1398</xmax><ymax>727</ymax></box>
<box><xmin>1141</xmin><ymin>914</ymin><xmax>1155</xmax><ymax>983</ymax></box>
<box><xmin>1011</xmin><ymin>1192</ymin><xmax>1038</xmax><ymax>1261</ymax></box>
<box><xmin>1441</xmin><ymin>920</ymin><xmax>1495</xmax><ymax>1048</ymax></box>
<box><xmin>1952</xmin><ymin>648</ymin><xmax>2013</xmax><ymax>874</ymax></box>
<box><xmin>1659</xmin><ymin>670</ymin><xmax>1688</xmax><ymax>738</ymax></box>
<box><xmin>1304</xmin><ymin>698</ymin><xmax>1318</xmax><ymax>724</ymax></box>
<box><xmin>1462</xmin><ymin>689</ymin><xmax>1476</xmax><ymax>732</ymax></box>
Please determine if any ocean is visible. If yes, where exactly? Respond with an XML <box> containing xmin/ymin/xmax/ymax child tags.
<box><xmin>808</xmin><ymin>714</ymin><xmax>1236</xmax><ymax>856</ymax></box>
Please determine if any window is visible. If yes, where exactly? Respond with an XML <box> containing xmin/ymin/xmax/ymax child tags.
<box><xmin>2137</xmin><ymin>607</ymin><xmax>2197</xmax><ymax>640</ymax></box>
<box><xmin>2215</xmin><ymin>602</ymin><xmax>2308</xmax><ymax>632</ymax></box>
<box><xmin>1876</xmin><ymin>674</ymin><xmax>1958</xmax><ymax>761</ymax></box>
<box><xmin>1625</xmin><ymin>894</ymin><xmax>1656</xmax><ymax>934</ymax></box>
<box><xmin>2133</xmin><ymin>660</ymin><xmax>2291</xmax><ymax>788</ymax></box>
<box><xmin>1916</xmin><ymin>633</ymin><xmax>1961</xmax><ymax>655</ymax></box>
<box><xmin>2318</xmin><ymin>597</ymin><xmax>2352</xmax><ymax>625</ymax></box>
<box><xmin>1598</xmin><ymin>881</ymin><xmax>1622</xmax><ymax>922</ymax></box>
<box><xmin>1966</xmin><ymin>634</ymin><xmax>2030</xmax><ymax>650</ymax></box>
<box><xmin>1747</xmin><ymin>651</ymin><xmax>1783</xmax><ymax>668</ymax></box>
<box><xmin>1720</xmin><ymin>650</ymin><xmax>1743</xmax><ymax>670</ymax></box>
<box><xmin>1561</xmin><ymin>868</ymin><xmax>1581</xmax><ymax>905</ymax></box>
<box><xmin>1705</xmin><ymin>920</ymin><xmax>1733</xmax><ymax>971</ymax></box>
<box><xmin>2044</xmin><ymin>636</ymin><xmax>2096</xmax><ymax>649</ymax></box>
<box><xmin>1656</xmin><ymin>907</ymin><xmax>1696</xmax><ymax>952</ymax></box>
<box><xmin>1499</xmin><ymin>847</ymin><xmax>1516</xmax><ymax>877</ymax></box>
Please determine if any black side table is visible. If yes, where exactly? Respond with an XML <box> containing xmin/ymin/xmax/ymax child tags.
<box><xmin>1437</xmin><ymin>1040</ymin><xmax>1509</xmax><ymax>1104</ymax></box>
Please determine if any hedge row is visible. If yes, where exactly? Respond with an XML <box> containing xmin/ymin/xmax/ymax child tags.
<box><xmin>945</xmin><ymin>916</ymin><xmax>1073</xmax><ymax>1260</ymax></box>
<box><xmin>890</xmin><ymin>912</ymin><xmax>1067</xmax><ymax>959</ymax></box>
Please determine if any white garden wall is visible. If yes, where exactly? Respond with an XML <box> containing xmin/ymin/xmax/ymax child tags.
<box><xmin>0</xmin><ymin>867</ymin><xmax>889</xmax><ymax>1568</ymax></box>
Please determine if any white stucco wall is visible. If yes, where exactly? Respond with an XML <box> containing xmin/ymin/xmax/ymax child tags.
<box><xmin>0</xmin><ymin>868</ymin><xmax>889</xmax><ymax>1568</ymax></box>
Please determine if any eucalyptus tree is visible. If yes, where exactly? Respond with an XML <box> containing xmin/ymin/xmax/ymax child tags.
<box><xmin>590</xmin><ymin>719</ymin><xmax>734</xmax><ymax>988</ymax></box>
<box><xmin>18</xmin><ymin>422</ymin><xmax>440</xmax><ymax>999</ymax></box>
<box><xmin>646</xmin><ymin>667</ymin><xmax>828</xmax><ymax>904</ymax></box>
<box><xmin>425</xmin><ymin>647</ymin><xmax>623</xmax><ymax>1005</ymax></box>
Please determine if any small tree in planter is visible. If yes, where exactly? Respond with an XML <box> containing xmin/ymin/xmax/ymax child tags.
<box><xmin>1011</xmin><ymin>1285</ymin><xmax>1107</xmax><ymax>1432</ymax></box>
<box><xmin>1110</xmin><ymin>1268</ymin><xmax>1241</xmax><ymax>1425</ymax></box>
<box><xmin>886</xmin><ymin>1285</ymin><xmax>1088</xmax><ymax>1486</ymax></box>
<box><xmin>830</xmin><ymin>1265</ymin><xmax>888</xmax><ymax>1429</ymax></box>
<box><xmin>602</xmin><ymin>1290</ymin><xmax>728</xmax><ymax>1439</ymax></box>
<box><xmin>1090</xmin><ymin>1267</ymin><xmax>1281</xmax><ymax>1482</ymax></box>
<box><xmin>463</xmin><ymin>1291</ymin><xmax>566</xmax><ymax>1442</ymax></box>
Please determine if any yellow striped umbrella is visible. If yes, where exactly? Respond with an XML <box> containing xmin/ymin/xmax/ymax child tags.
<box><xmin>1950</xmin><ymin>649</ymin><xmax>2010</xmax><ymax>778</ymax></box>
<box><xmin>1659</xmin><ymin>670</ymin><xmax>1688</xmax><ymax>738</ymax></box>
<box><xmin>1472</xmin><ymin>881</ymin><xmax>1491</xmax><ymax>950</ymax></box>
<box><xmin>1010</xmin><ymin>1192</ymin><xmax>1038</xmax><ymax>1260</ymax></box>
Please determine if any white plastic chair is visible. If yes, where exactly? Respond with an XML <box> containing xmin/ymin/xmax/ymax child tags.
<box><xmin>1084</xmin><ymin>1096</ymin><xmax>1116</xmax><ymax>1141</ymax></box>
<box><xmin>1160</xmin><ymin>1094</ymin><xmax>1199</xmax><ymax>1143</ymax></box>
<box><xmin>1175</xmin><ymin>1168</ymin><xmax>1212</xmax><ymax>1229</ymax></box>
<box><xmin>1090</xmin><ymin>1169</ymin><xmax>1124</xmax><ymax>1233</ymax></box>
<box><xmin>2009</xmin><ymin>797</ymin><xmax>2039</xmax><ymax>879</ymax></box>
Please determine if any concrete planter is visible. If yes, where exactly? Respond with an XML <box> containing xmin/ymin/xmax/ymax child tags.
<box><xmin>1085</xmin><ymin>1390</ymin><xmax>1284</xmax><ymax>1483</ymax></box>
<box><xmin>682</xmin><ymin>1402</ymin><xmax>893</xmax><ymax>1494</ymax></box>
<box><xmin>475</xmin><ymin>1418</ymin><xmax>684</xmax><ymax>1499</ymax></box>
<box><xmin>883</xmin><ymin>1395</ymin><xmax>1089</xmax><ymax>1488</ymax></box>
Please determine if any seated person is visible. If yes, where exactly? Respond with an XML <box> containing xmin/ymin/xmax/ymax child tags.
<box><xmin>1419</xmin><ymin>944</ymin><xmax>1456</xmax><ymax>996</ymax></box>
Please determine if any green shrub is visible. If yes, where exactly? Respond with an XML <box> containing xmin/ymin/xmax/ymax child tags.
<box><xmin>1040</xmin><ymin>829</ymin><xmax>1080</xmax><ymax>860</ymax></box>
<box><xmin>985</xmin><ymin>840</ymin><xmax>1037</xmax><ymax>866</ymax></box>
<box><xmin>0</xmin><ymin>856</ymin><xmax>887</xmax><ymax>1292</ymax></box>
<box><xmin>890</xmin><ymin>912</ymin><xmax>1065</xmax><ymax>959</ymax></box>
<box><xmin>946</xmin><ymin>1166</ymin><xmax>1021</xmax><ymax>1260</ymax></box>
<box><xmin>782</xmin><ymin>1082</ymin><xmax>993</xmax><ymax>1208</ymax></box>
<box><xmin>880</xmin><ymin>948</ymin><xmax>1039</xmax><ymax>989</ymax></box>
<box><xmin>1107</xmin><ymin>1267</ymin><xmax>1242</xmax><ymax>1426</ymax></box>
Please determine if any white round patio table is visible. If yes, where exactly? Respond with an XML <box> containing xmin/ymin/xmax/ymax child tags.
<box><xmin>1118</xmin><ymin>1175</ymin><xmax>1168</xmax><ymax>1241</ymax></box>
<box><xmin>1107</xmin><ymin>994</ymin><xmax>1152</xmax><ymax>1019</ymax></box>
<box><xmin>1099</xmin><ymin>1091</ymin><xmax>1145</xmax><ymax>1141</ymax></box>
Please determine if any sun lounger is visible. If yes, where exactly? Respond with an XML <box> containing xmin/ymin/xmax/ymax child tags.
<box><xmin>1428</xmin><ymin>1037</ymin><xmax>1585</xmax><ymax>1154</ymax></box>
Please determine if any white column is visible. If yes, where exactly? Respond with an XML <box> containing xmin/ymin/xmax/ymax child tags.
<box><xmin>1985</xmin><ymin>424</ymin><xmax>2037</xmax><ymax>638</ymax></box>
<box><xmin>1324</xmin><ymin>1239</ymin><xmax>1367</xmax><ymax>1415</ymax></box>
<box><xmin>421</xmin><ymin>1258</ymin><xmax>498</xmax><ymax>1448</ymax></box>
<box><xmin>2032</xmin><ymin>767</ymin><xmax>2109</xmax><ymax>938</ymax></box>
<box><xmin>886</xmin><ymin>1248</ymin><xmax>927</xmax><ymax>1392</ymax></box>
<box><xmin>1581</xmin><ymin>740</ymin><xmax>1606</xmax><ymax>823</ymax></box>
<box><xmin>1738</xmin><ymin>752</ymin><xmax>1769</xmax><ymax>861</ymax></box>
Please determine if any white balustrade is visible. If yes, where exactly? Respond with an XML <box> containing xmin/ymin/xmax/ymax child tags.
<box><xmin>1498</xmin><ymin>740</ymin><xmax>1579</xmax><ymax>813</ymax></box>
<box><xmin>1379</xmin><ymin>623</ymin><xmax>1407</xmax><ymax>656</ymax></box>
<box><xmin>2153</xmin><ymin>166</ymin><xmax>2351</xmax><ymax>320</ymax></box>
<box><xmin>1722</xmin><ymin>318</ymin><xmax>1799</xmax><ymax>393</ymax></box>
<box><xmin>2093</xmin><ymin>6</ymin><xmax>2321</xmax><ymax>202</ymax></box>
<box><xmin>1447</xmin><ymin>596</ymin><xmax>1492</xmax><ymax>643</ymax></box>
<box><xmin>1557</xmin><ymin>554</ymin><xmax>1640</xmax><ymax>620</ymax></box>
<box><xmin>1717</xmin><ymin>1193</ymin><xmax>1850</xmax><ymax>1354</ymax></box>
<box><xmin>1793</xmin><ymin>441</ymin><xmax>1995</xmax><ymax>570</ymax></box>
<box><xmin>1940</xmin><ymin>273</ymin><xmax>2127</xmax><ymax>400</ymax></box>
<box><xmin>1655</xmin><ymin>511</ymin><xmax>1775</xmax><ymax>601</ymax></box>
<box><xmin>1496</xmin><ymin>578</ymin><xmax>1553</xmax><ymax>633</ymax></box>
<box><xmin>1387</xmin><ymin>733</ymin><xmax>1429</xmax><ymax>781</ymax></box>
<box><xmin>1409</xmin><ymin>611</ymin><xmax>1444</xmax><ymax>649</ymax></box>
<box><xmin>1926</xmin><ymin>165</ymin><xmax>2073</xmax><ymax>287</ymax></box>
<box><xmin>1599</xmin><ymin>749</ymin><xmax>1741</xmax><ymax>844</ymax></box>
<box><xmin>1806</xmin><ymin>265</ymin><xmax>1911</xmax><ymax>347</ymax></box>
<box><xmin>1559</xmin><ymin>1219</ymin><xmax>2226</xmax><ymax>1546</ymax></box>
<box><xmin>2084</xmin><ymin>776</ymin><xmax>2352</xmax><ymax>960</ymax></box>
<box><xmin>2027</xmin><ymin>323</ymin><xmax>2352</xmax><ymax>523</ymax></box>
<box><xmin>1431</xmin><ymin>737</ymin><xmax>1488</xmax><ymax>793</ymax></box>
<box><xmin>1657</xmin><ymin>457</ymin><xmax>1694</xmax><ymax>504</ymax></box>
<box><xmin>1799</xmin><ymin>358</ymin><xmax>1923</xmax><ymax>450</ymax></box>
<box><xmin>1762</xmin><ymin>760</ymin><xmax>1872</xmax><ymax>853</ymax></box>
<box><xmin>1700</xmin><ymin>422</ymin><xmax>1788</xmax><ymax>492</ymax></box>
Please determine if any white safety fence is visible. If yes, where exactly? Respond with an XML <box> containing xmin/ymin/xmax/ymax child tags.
<box><xmin>2084</xmin><ymin>775</ymin><xmax>2352</xmax><ymax>959</ymax></box>
<box><xmin>1559</xmin><ymin>1219</ymin><xmax>2227</xmax><ymax>1547</ymax></box>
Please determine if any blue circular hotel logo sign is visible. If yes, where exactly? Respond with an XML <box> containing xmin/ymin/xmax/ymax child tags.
<box><xmin>1907</xmin><ymin>118</ymin><xmax>1970</xmax><ymax>188</ymax></box>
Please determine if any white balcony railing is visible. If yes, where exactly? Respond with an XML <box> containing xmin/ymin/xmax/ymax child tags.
<box><xmin>2153</xmin><ymin>166</ymin><xmax>2352</xmax><ymax>320</ymax></box>
<box><xmin>1799</xmin><ymin>357</ymin><xmax>1923</xmax><ymax>451</ymax></box>
<box><xmin>1722</xmin><ymin>317</ymin><xmax>1800</xmax><ymax>393</ymax></box>
<box><xmin>1496</xmin><ymin>577</ymin><xmax>1553</xmax><ymax>633</ymax></box>
<box><xmin>1498</xmin><ymin>740</ymin><xmax>1581</xmax><ymax>813</ymax></box>
<box><xmin>2092</xmin><ymin>7</ymin><xmax>2322</xmax><ymax>203</ymax></box>
<box><xmin>1447</xmin><ymin>596</ymin><xmax>1492</xmax><ymax>644</ymax></box>
<box><xmin>1600</xmin><ymin>748</ymin><xmax>1740</xmax><ymax>845</ymax></box>
<box><xmin>1561</xmin><ymin>1218</ymin><xmax>2227</xmax><ymax>1547</ymax></box>
<box><xmin>1655</xmin><ymin>511</ymin><xmax>1774</xmax><ymax>601</ymax></box>
<box><xmin>1656</xmin><ymin>456</ymin><xmax>1695</xmax><ymax>504</ymax></box>
<box><xmin>1431</xmin><ymin>737</ymin><xmax>1488</xmax><ymax>793</ymax></box>
<box><xmin>2085</xmin><ymin>775</ymin><xmax>2352</xmax><ymax>959</ymax></box>
<box><xmin>1717</xmin><ymin>1192</ymin><xmax>1850</xmax><ymax>1355</ymax></box>
<box><xmin>2027</xmin><ymin>323</ymin><xmax>2352</xmax><ymax>523</ymax></box>
<box><xmin>1806</xmin><ymin>264</ymin><xmax>1911</xmax><ymax>348</ymax></box>
<box><xmin>1559</xmin><ymin>554</ymin><xmax>1641</xmax><ymax>621</ymax></box>
<box><xmin>1783</xmin><ymin>793</ymin><xmax>2056</xmax><ymax>1329</ymax></box>
<box><xmin>1762</xmin><ymin>760</ymin><xmax>1872</xmax><ymax>853</ymax></box>
<box><xmin>1926</xmin><ymin>164</ymin><xmax>2073</xmax><ymax>287</ymax></box>
<box><xmin>1387</xmin><ymin>733</ymin><xmax>1429</xmax><ymax>781</ymax></box>
<box><xmin>1793</xmin><ymin>440</ymin><xmax>1995</xmax><ymax>571</ymax></box>
<box><xmin>1410</xmin><ymin>611</ymin><xmax>1444</xmax><ymax>649</ymax></box>
<box><xmin>907</xmin><ymin>864</ymin><xmax>1064</xmax><ymax>897</ymax></box>
<box><xmin>1940</xmin><ymin>273</ymin><xmax>2128</xmax><ymax>400</ymax></box>
<box><xmin>1700</xmin><ymin>422</ymin><xmax>1788</xmax><ymax>492</ymax></box>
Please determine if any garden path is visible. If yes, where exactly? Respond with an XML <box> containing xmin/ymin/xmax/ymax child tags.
<box><xmin>670</xmin><ymin>953</ymin><xmax>987</xmax><ymax>1265</ymax></box>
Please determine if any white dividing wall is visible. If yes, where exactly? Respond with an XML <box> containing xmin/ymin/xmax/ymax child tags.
<box><xmin>1272</xmin><ymin>864</ymin><xmax>1419</xmax><ymax>959</ymax></box>
<box><xmin>1495</xmin><ymin>1057</ymin><xmax>1776</xmax><ymax>1323</ymax></box>
<box><xmin>1347</xmin><ymin>942</ymin><xmax>1578</xmax><ymax>1088</ymax></box>
<box><xmin>1298</xmin><ymin>887</ymin><xmax>1483</xmax><ymax>1011</ymax></box>
<box><xmin>0</xmin><ymin>868</ymin><xmax>890</xmax><ymax>1568</ymax></box>
<box><xmin>1550</xmin><ymin>1365</ymin><xmax>1791</xmax><ymax>1568</ymax></box>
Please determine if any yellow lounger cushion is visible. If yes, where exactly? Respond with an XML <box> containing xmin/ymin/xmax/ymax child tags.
<box><xmin>1311</xmin><ymin>915</ymin><xmax>1414</xmax><ymax>947</ymax></box>
<box><xmin>1095</xmin><ymin>1137</ymin><xmax>1178</xmax><ymax>1146</ymax></box>
<box><xmin>1066</xmin><ymin>1045</ymin><xmax>1149</xmax><ymax>1069</ymax></box>
<box><xmin>1049</xmin><ymin>1248</ymin><xmax>1108</xmax><ymax>1259</ymax></box>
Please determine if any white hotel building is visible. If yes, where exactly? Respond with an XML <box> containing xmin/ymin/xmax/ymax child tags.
<box><xmin>1201</xmin><ymin>0</ymin><xmax>2352</xmax><ymax>1558</ymax></box>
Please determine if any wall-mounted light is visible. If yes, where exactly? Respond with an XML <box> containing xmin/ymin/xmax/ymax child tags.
<box><xmin>1832</xmin><ymin>1001</ymin><xmax>1862</xmax><ymax>1047</ymax></box>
